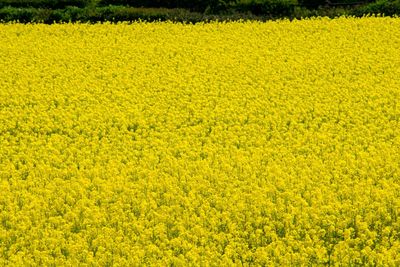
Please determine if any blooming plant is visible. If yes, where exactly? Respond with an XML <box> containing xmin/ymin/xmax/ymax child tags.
<box><xmin>0</xmin><ymin>17</ymin><xmax>400</xmax><ymax>265</ymax></box>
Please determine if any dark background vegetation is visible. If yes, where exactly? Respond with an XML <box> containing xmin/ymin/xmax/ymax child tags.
<box><xmin>0</xmin><ymin>0</ymin><xmax>399</xmax><ymax>23</ymax></box>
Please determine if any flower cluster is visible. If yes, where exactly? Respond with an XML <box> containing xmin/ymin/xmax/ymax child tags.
<box><xmin>0</xmin><ymin>17</ymin><xmax>400</xmax><ymax>265</ymax></box>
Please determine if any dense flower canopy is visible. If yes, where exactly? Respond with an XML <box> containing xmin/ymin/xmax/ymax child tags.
<box><xmin>0</xmin><ymin>17</ymin><xmax>400</xmax><ymax>265</ymax></box>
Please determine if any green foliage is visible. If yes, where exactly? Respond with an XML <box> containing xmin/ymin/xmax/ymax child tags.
<box><xmin>236</xmin><ymin>0</ymin><xmax>297</xmax><ymax>16</ymax></box>
<box><xmin>86</xmin><ymin>6</ymin><xmax>191</xmax><ymax>22</ymax></box>
<box><xmin>0</xmin><ymin>6</ymin><xmax>205</xmax><ymax>23</ymax></box>
<box><xmin>352</xmin><ymin>0</ymin><xmax>400</xmax><ymax>15</ymax></box>
<box><xmin>297</xmin><ymin>0</ymin><xmax>325</xmax><ymax>9</ymax></box>
<box><xmin>0</xmin><ymin>0</ymin><xmax>400</xmax><ymax>22</ymax></box>
<box><xmin>0</xmin><ymin>0</ymin><xmax>92</xmax><ymax>9</ymax></box>
<box><xmin>0</xmin><ymin>6</ymin><xmax>36</xmax><ymax>22</ymax></box>
<box><xmin>97</xmin><ymin>0</ymin><xmax>237</xmax><ymax>13</ymax></box>
<box><xmin>297</xmin><ymin>0</ymin><xmax>372</xmax><ymax>10</ymax></box>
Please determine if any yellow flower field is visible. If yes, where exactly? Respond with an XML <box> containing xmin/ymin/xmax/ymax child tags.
<box><xmin>0</xmin><ymin>17</ymin><xmax>400</xmax><ymax>265</ymax></box>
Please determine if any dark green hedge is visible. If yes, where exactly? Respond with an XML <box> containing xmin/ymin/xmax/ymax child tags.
<box><xmin>236</xmin><ymin>0</ymin><xmax>297</xmax><ymax>16</ymax></box>
<box><xmin>352</xmin><ymin>0</ymin><xmax>400</xmax><ymax>15</ymax></box>
<box><xmin>0</xmin><ymin>0</ymin><xmax>399</xmax><ymax>23</ymax></box>
<box><xmin>0</xmin><ymin>0</ymin><xmax>91</xmax><ymax>9</ymax></box>
<box><xmin>96</xmin><ymin>0</ymin><xmax>236</xmax><ymax>13</ymax></box>
<box><xmin>0</xmin><ymin>6</ymin><xmax>206</xmax><ymax>23</ymax></box>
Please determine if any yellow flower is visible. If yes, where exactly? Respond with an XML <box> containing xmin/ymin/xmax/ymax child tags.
<box><xmin>0</xmin><ymin>17</ymin><xmax>399</xmax><ymax>265</ymax></box>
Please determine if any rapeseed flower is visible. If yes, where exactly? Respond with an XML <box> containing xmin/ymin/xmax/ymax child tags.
<box><xmin>0</xmin><ymin>17</ymin><xmax>400</xmax><ymax>265</ymax></box>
